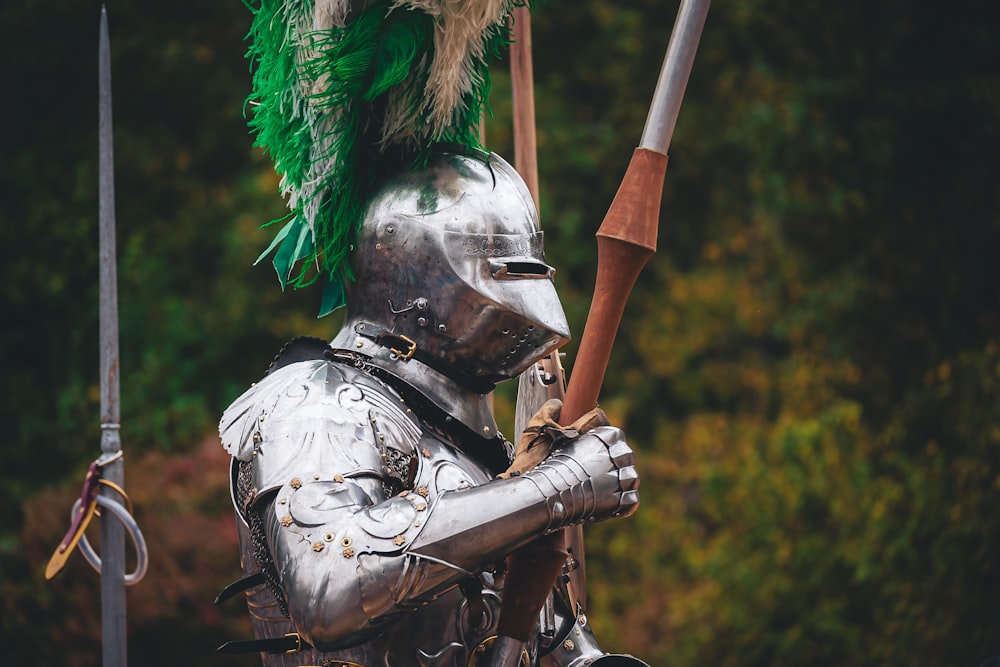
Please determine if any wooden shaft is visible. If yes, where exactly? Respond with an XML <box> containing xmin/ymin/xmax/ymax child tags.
<box><xmin>496</xmin><ymin>148</ymin><xmax>668</xmax><ymax>644</ymax></box>
<box><xmin>561</xmin><ymin>147</ymin><xmax>667</xmax><ymax>423</ymax></box>
<box><xmin>510</xmin><ymin>6</ymin><xmax>539</xmax><ymax>206</ymax></box>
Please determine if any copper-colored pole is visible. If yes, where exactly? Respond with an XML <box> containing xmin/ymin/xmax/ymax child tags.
<box><xmin>511</xmin><ymin>6</ymin><xmax>539</xmax><ymax>203</ymax></box>
<box><xmin>492</xmin><ymin>0</ymin><xmax>710</xmax><ymax>653</ymax></box>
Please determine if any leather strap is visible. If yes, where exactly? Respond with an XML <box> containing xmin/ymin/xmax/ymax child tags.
<box><xmin>353</xmin><ymin>322</ymin><xmax>497</xmax><ymax>395</ymax></box>
<box><xmin>213</xmin><ymin>571</ymin><xmax>265</xmax><ymax>605</ymax></box>
<box><xmin>217</xmin><ymin>633</ymin><xmax>311</xmax><ymax>654</ymax></box>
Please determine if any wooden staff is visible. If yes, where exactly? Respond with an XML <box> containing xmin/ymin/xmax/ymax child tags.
<box><xmin>493</xmin><ymin>0</ymin><xmax>711</xmax><ymax>656</ymax></box>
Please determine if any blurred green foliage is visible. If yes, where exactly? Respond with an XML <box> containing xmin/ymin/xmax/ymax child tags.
<box><xmin>2</xmin><ymin>1</ymin><xmax>999</xmax><ymax>665</ymax></box>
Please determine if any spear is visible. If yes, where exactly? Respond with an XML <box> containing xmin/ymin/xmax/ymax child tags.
<box><xmin>98</xmin><ymin>7</ymin><xmax>128</xmax><ymax>666</ymax></box>
<box><xmin>491</xmin><ymin>0</ymin><xmax>711</xmax><ymax>659</ymax></box>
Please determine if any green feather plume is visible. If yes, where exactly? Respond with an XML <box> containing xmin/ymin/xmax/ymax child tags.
<box><xmin>244</xmin><ymin>0</ymin><xmax>527</xmax><ymax>315</ymax></box>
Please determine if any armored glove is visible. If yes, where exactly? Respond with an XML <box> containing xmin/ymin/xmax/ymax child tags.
<box><xmin>500</xmin><ymin>398</ymin><xmax>640</xmax><ymax>524</ymax></box>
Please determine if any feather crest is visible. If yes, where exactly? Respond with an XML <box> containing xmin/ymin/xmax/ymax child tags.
<box><xmin>244</xmin><ymin>0</ymin><xmax>528</xmax><ymax>314</ymax></box>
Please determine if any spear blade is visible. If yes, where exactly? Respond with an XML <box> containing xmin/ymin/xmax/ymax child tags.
<box><xmin>99</xmin><ymin>6</ymin><xmax>127</xmax><ymax>667</ymax></box>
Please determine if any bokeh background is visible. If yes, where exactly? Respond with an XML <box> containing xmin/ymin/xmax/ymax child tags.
<box><xmin>3</xmin><ymin>1</ymin><xmax>1000</xmax><ymax>665</ymax></box>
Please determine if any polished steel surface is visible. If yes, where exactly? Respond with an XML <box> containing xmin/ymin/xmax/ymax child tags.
<box><xmin>334</xmin><ymin>151</ymin><xmax>570</xmax><ymax>388</ymax></box>
<box><xmin>221</xmin><ymin>355</ymin><xmax>639</xmax><ymax>665</ymax></box>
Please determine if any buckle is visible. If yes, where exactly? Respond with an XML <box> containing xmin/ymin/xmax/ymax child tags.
<box><xmin>285</xmin><ymin>633</ymin><xmax>304</xmax><ymax>653</ymax></box>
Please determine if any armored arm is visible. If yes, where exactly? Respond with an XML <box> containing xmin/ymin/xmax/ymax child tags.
<box><xmin>221</xmin><ymin>359</ymin><xmax>639</xmax><ymax>650</ymax></box>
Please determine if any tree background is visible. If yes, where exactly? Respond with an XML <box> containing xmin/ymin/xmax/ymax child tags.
<box><xmin>3</xmin><ymin>1</ymin><xmax>999</xmax><ymax>665</ymax></box>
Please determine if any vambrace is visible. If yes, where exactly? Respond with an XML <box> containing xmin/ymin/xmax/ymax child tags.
<box><xmin>265</xmin><ymin>426</ymin><xmax>638</xmax><ymax>649</ymax></box>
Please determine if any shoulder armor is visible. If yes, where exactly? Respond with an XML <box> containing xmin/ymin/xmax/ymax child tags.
<box><xmin>220</xmin><ymin>359</ymin><xmax>422</xmax><ymax>496</ymax></box>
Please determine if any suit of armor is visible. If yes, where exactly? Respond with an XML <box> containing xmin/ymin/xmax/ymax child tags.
<box><xmin>219</xmin><ymin>152</ymin><xmax>643</xmax><ymax>666</ymax></box>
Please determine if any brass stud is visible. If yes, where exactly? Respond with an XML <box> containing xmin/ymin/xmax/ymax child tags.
<box><xmin>378</xmin><ymin>433</ymin><xmax>385</xmax><ymax>441</ymax></box>
<box><xmin>342</xmin><ymin>548</ymin><xmax>355</xmax><ymax>558</ymax></box>
<box><xmin>313</xmin><ymin>474</ymin><xmax>320</xmax><ymax>480</ymax></box>
<box><xmin>393</xmin><ymin>535</ymin><xmax>405</xmax><ymax>546</ymax></box>
<box><xmin>341</xmin><ymin>537</ymin><xmax>353</xmax><ymax>547</ymax></box>
<box><xmin>252</xmin><ymin>432</ymin><xmax>262</xmax><ymax>443</ymax></box>
<box><xmin>414</xmin><ymin>521</ymin><xmax>421</xmax><ymax>528</ymax></box>
<box><xmin>324</xmin><ymin>532</ymin><xmax>335</xmax><ymax>542</ymax></box>
<box><xmin>415</xmin><ymin>503</ymin><xmax>427</xmax><ymax>511</ymax></box>
<box><xmin>563</xmin><ymin>639</ymin><xmax>575</xmax><ymax>651</ymax></box>
<box><xmin>334</xmin><ymin>474</ymin><xmax>344</xmax><ymax>483</ymax></box>
<box><xmin>483</xmin><ymin>426</ymin><xmax>491</xmax><ymax>435</ymax></box>
<box><xmin>421</xmin><ymin>447</ymin><xmax>431</xmax><ymax>458</ymax></box>
<box><xmin>280</xmin><ymin>516</ymin><xmax>293</xmax><ymax>527</ymax></box>
<box><xmin>418</xmin><ymin>486</ymin><xmax>429</xmax><ymax>497</ymax></box>
<box><xmin>259</xmin><ymin>415</ymin><xmax>265</xmax><ymax>423</ymax></box>
<box><xmin>313</xmin><ymin>542</ymin><xmax>325</xmax><ymax>552</ymax></box>
<box><xmin>290</xmin><ymin>478</ymin><xmax>302</xmax><ymax>489</ymax></box>
<box><xmin>279</xmin><ymin>498</ymin><xmax>287</xmax><ymax>505</ymax></box>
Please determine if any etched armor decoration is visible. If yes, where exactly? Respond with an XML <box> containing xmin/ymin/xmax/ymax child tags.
<box><xmin>219</xmin><ymin>152</ymin><xmax>642</xmax><ymax>667</ymax></box>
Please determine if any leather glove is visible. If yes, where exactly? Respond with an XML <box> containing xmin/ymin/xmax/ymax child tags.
<box><xmin>499</xmin><ymin>398</ymin><xmax>611</xmax><ymax>479</ymax></box>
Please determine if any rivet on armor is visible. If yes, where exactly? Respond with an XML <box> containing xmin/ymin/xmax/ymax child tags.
<box><xmin>342</xmin><ymin>548</ymin><xmax>355</xmax><ymax>558</ymax></box>
<box><xmin>279</xmin><ymin>498</ymin><xmax>287</xmax><ymax>505</ymax></box>
<box><xmin>252</xmin><ymin>432</ymin><xmax>262</xmax><ymax>443</ymax></box>
<box><xmin>417</xmin><ymin>316</ymin><xmax>428</xmax><ymax>327</ymax></box>
<box><xmin>418</xmin><ymin>486</ymin><xmax>429</xmax><ymax>497</ymax></box>
<box><xmin>378</xmin><ymin>433</ymin><xmax>385</xmax><ymax>441</ymax></box>
<box><xmin>386</xmin><ymin>224</ymin><xmax>395</xmax><ymax>235</ymax></box>
<box><xmin>393</xmin><ymin>535</ymin><xmax>405</xmax><ymax>546</ymax></box>
<box><xmin>483</xmin><ymin>425</ymin><xmax>491</xmax><ymax>435</ymax></box>
<box><xmin>406</xmin><ymin>408</ymin><xmax>412</xmax><ymax>414</ymax></box>
<box><xmin>437</xmin><ymin>324</ymin><xmax>447</xmax><ymax>333</ymax></box>
<box><xmin>313</xmin><ymin>474</ymin><xmax>320</xmax><ymax>480</ymax></box>
<box><xmin>578</xmin><ymin>613</ymin><xmax>588</xmax><ymax>627</ymax></box>
<box><xmin>290</xmin><ymin>478</ymin><xmax>302</xmax><ymax>489</ymax></box>
<box><xmin>375</xmin><ymin>242</ymin><xmax>382</xmax><ymax>250</ymax></box>
<box><xmin>259</xmin><ymin>415</ymin><xmax>265</xmax><ymax>423</ymax></box>
<box><xmin>324</xmin><ymin>532</ymin><xmax>335</xmax><ymax>542</ymax></box>
<box><xmin>563</xmin><ymin>639</ymin><xmax>575</xmax><ymax>651</ymax></box>
<box><xmin>414</xmin><ymin>521</ymin><xmax>421</xmax><ymax>528</ymax></box>
<box><xmin>421</xmin><ymin>448</ymin><xmax>431</xmax><ymax>458</ymax></box>
<box><xmin>280</xmin><ymin>516</ymin><xmax>293</xmax><ymax>527</ymax></box>
<box><xmin>415</xmin><ymin>503</ymin><xmax>427</xmax><ymax>511</ymax></box>
<box><xmin>358</xmin><ymin>323</ymin><xmax>366</xmax><ymax>331</ymax></box>
<box><xmin>313</xmin><ymin>541</ymin><xmax>325</xmax><ymax>552</ymax></box>
<box><xmin>334</xmin><ymin>474</ymin><xmax>345</xmax><ymax>483</ymax></box>
<box><xmin>341</xmin><ymin>536</ymin><xmax>353</xmax><ymax>547</ymax></box>
<box><xmin>355</xmin><ymin>341</ymin><xmax>363</xmax><ymax>349</ymax></box>
<box><xmin>370</xmin><ymin>417</ymin><xmax>377</xmax><ymax>423</ymax></box>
